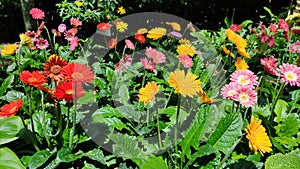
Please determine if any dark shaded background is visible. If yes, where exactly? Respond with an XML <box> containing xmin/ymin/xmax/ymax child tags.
<box><xmin>0</xmin><ymin>0</ymin><xmax>290</xmax><ymax>43</ymax></box>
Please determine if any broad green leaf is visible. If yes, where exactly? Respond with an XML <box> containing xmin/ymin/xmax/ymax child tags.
<box><xmin>265</xmin><ymin>153</ymin><xmax>300</xmax><ymax>169</ymax></box>
<box><xmin>207</xmin><ymin>112</ymin><xmax>243</xmax><ymax>154</ymax></box>
<box><xmin>0</xmin><ymin>116</ymin><xmax>23</xmax><ymax>145</ymax></box>
<box><xmin>0</xmin><ymin>147</ymin><xmax>26</xmax><ymax>169</ymax></box>
<box><xmin>274</xmin><ymin>99</ymin><xmax>288</xmax><ymax>123</ymax></box>
<box><xmin>84</xmin><ymin>149</ymin><xmax>106</xmax><ymax>164</ymax></box>
<box><xmin>118</xmin><ymin>84</ymin><xmax>130</xmax><ymax>104</ymax></box>
<box><xmin>93</xmin><ymin>106</ymin><xmax>123</xmax><ymax>118</ymax></box>
<box><xmin>78</xmin><ymin>90</ymin><xmax>96</xmax><ymax>104</ymax></box>
<box><xmin>274</xmin><ymin>113</ymin><xmax>300</xmax><ymax>137</ymax></box>
<box><xmin>275</xmin><ymin>136</ymin><xmax>298</xmax><ymax>147</ymax></box>
<box><xmin>140</xmin><ymin>156</ymin><xmax>168</xmax><ymax>169</ymax></box>
<box><xmin>57</xmin><ymin>147</ymin><xmax>84</xmax><ymax>162</ymax></box>
<box><xmin>0</xmin><ymin>74</ymin><xmax>14</xmax><ymax>97</ymax></box>
<box><xmin>82</xmin><ymin>161</ymin><xmax>98</xmax><ymax>169</ymax></box>
<box><xmin>118</xmin><ymin>105</ymin><xmax>141</xmax><ymax>121</ymax></box>
<box><xmin>28</xmin><ymin>150</ymin><xmax>52</xmax><ymax>169</ymax></box>
<box><xmin>252</xmin><ymin>104</ymin><xmax>271</xmax><ymax>117</ymax></box>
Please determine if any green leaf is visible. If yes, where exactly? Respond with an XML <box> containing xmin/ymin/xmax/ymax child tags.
<box><xmin>78</xmin><ymin>90</ymin><xmax>96</xmax><ymax>104</ymax></box>
<box><xmin>274</xmin><ymin>99</ymin><xmax>288</xmax><ymax>123</ymax></box>
<box><xmin>57</xmin><ymin>147</ymin><xmax>83</xmax><ymax>163</ymax></box>
<box><xmin>275</xmin><ymin>136</ymin><xmax>298</xmax><ymax>147</ymax></box>
<box><xmin>241</xmin><ymin>20</ymin><xmax>253</xmax><ymax>27</ymax></box>
<box><xmin>84</xmin><ymin>149</ymin><xmax>106</xmax><ymax>164</ymax></box>
<box><xmin>0</xmin><ymin>147</ymin><xmax>26</xmax><ymax>169</ymax></box>
<box><xmin>119</xmin><ymin>84</ymin><xmax>130</xmax><ymax>104</ymax></box>
<box><xmin>93</xmin><ymin>106</ymin><xmax>123</xmax><ymax>118</ymax></box>
<box><xmin>140</xmin><ymin>156</ymin><xmax>168</xmax><ymax>169</ymax></box>
<box><xmin>0</xmin><ymin>74</ymin><xmax>14</xmax><ymax>97</ymax></box>
<box><xmin>28</xmin><ymin>150</ymin><xmax>52</xmax><ymax>169</ymax></box>
<box><xmin>265</xmin><ymin>153</ymin><xmax>300</xmax><ymax>169</ymax></box>
<box><xmin>207</xmin><ymin>112</ymin><xmax>243</xmax><ymax>154</ymax></box>
<box><xmin>0</xmin><ymin>116</ymin><xmax>24</xmax><ymax>145</ymax></box>
<box><xmin>82</xmin><ymin>161</ymin><xmax>98</xmax><ymax>169</ymax></box>
<box><xmin>0</xmin><ymin>90</ymin><xmax>26</xmax><ymax>102</ymax></box>
<box><xmin>274</xmin><ymin>113</ymin><xmax>300</xmax><ymax>137</ymax></box>
<box><xmin>118</xmin><ymin>105</ymin><xmax>141</xmax><ymax>121</ymax></box>
<box><xmin>263</xmin><ymin>7</ymin><xmax>274</xmax><ymax>18</ymax></box>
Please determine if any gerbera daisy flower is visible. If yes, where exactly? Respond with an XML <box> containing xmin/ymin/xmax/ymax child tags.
<box><xmin>115</xmin><ymin>54</ymin><xmax>132</xmax><ymax>72</ymax></box>
<box><xmin>233</xmin><ymin>86</ymin><xmax>257</xmax><ymax>107</ymax></box>
<box><xmin>237</xmin><ymin>47</ymin><xmax>251</xmax><ymax>58</ymax></box>
<box><xmin>176</xmin><ymin>44</ymin><xmax>196</xmax><ymax>57</ymax></box>
<box><xmin>291</xmin><ymin>26</ymin><xmax>300</xmax><ymax>34</ymax></box>
<box><xmin>289</xmin><ymin>42</ymin><xmax>300</xmax><ymax>54</ymax></box>
<box><xmin>117</xmin><ymin>6</ymin><xmax>126</xmax><ymax>15</ymax></box>
<box><xmin>54</xmin><ymin>82</ymin><xmax>84</xmax><ymax>102</ymax></box>
<box><xmin>36</xmin><ymin>38</ymin><xmax>49</xmax><ymax>49</ymax></box>
<box><xmin>62</xmin><ymin>63</ymin><xmax>95</xmax><ymax>84</ymax></box>
<box><xmin>279</xmin><ymin>63</ymin><xmax>300</xmax><ymax>86</ymax></box>
<box><xmin>70</xmin><ymin>36</ymin><xmax>79</xmax><ymax>51</ymax></box>
<box><xmin>221</xmin><ymin>82</ymin><xmax>238</xmax><ymax>99</ymax></box>
<box><xmin>70</xmin><ymin>18</ymin><xmax>82</xmax><ymax>27</ymax></box>
<box><xmin>51</xmin><ymin>29</ymin><xmax>61</xmax><ymax>37</ymax></box>
<box><xmin>135</xmin><ymin>34</ymin><xmax>146</xmax><ymax>43</ymax></box>
<box><xmin>137</xmin><ymin>28</ymin><xmax>148</xmax><ymax>34</ymax></box>
<box><xmin>245</xmin><ymin>116</ymin><xmax>272</xmax><ymax>156</ymax></box>
<box><xmin>268</xmin><ymin>23</ymin><xmax>278</xmax><ymax>34</ymax></box>
<box><xmin>116</xmin><ymin>21</ymin><xmax>128</xmax><ymax>33</ymax></box>
<box><xmin>19</xmin><ymin>70</ymin><xmax>46</xmax><ymax>86</ymax></box>
<box><xmin>230</xmin><ymin>70</ymin><xmax>258</xmax><ymax>88</ymax></box>
<box><xmin>19</xmin><ymin>33</ymin><xmax>32</xmax><ymax>46</ymax></box>
<box><xmin>146</xmin><ymin>27</ymin><xmax>166</xmax><ymax>40</ymax></box>
<box><xmin>166</xmin><ymin>22</ymin><xmax>181</xmax><ymax>31</ymax></box>
<box><xmin>221</xmin><ymin>45</ymin><xmax>234</xmax><ymax>57</ymax></box>
<box><xmin>43</xmin><ymin>54</ymin><xmax>68</xmax><ymax>82</ymax></box>
<box><xmin>178</xmin><ymin>54</ymin><xmax>193</xmax><ymax>68</ymax></box>
<box><xmin>229</xmin><ymin>24</ymin><xmax>242</xmax><ymax>32</ymax></box>
<box><xmin>108</xmin><ymin>38</ymin><xmax>117</xmax><ymax>49</ymax></box>
<box><xmin>58</xmin><ymin>24</ymin><xmax>67</xmax><ymax>33</ymax></box>
<box><xmin>97</xmin><ymin>23</ymin><xmax>111</xmax><ymax>31</ymax></box>
<box><xmin>235</xmin><ymin>57</ymin><xmax>249</xmax><ymax>70</ymax></box>
<box><xmin>0</xmin><ymin>99</ymin><xmax>23</xmax><ymax>118</ymax></box>
<box><xmin>278</xmin><ymin>19</ymin><xmax>289</xmax><ymax>32</ymax></box>
<box><xmin>64</xmin><ymin>28</ymin><xmax>77</xmax><ymax>41</ymax></box>
<box><xmin>140</xmin><ymin>58</ymin><xmax>156</xmax><ymax>71</ymax></box>
<box><xmin>226</xmin><ymin>29</ymin><xmax>247</xmax><ymax>49</ymax></box>
<box><xmin>169</xmin><ymin>31</ymin><xmax>182</xmax><ymax>38</ymax></box>
<box><xmin>139</xmin><ymin>81</ymin><xmax>159</xmax><ymax>104</ymax></box>
<box><xmin>125</xmin><ymin>39</ymin><xmax>135</xmax><ymax>50</ymax></box>
<box><xmin>145</xmin><ymin>47</ymin><xmax>166</xmax><ymax>64</ymax></box>
<box><xmin>29</xmin><ymin>8</ymin><xmax>45</xmax><ymax>20</ymax></box>
<box><xmin>168</xmin><ymin>69</ymin><xmax>201</xmax><ymax>97</ymax></box>
<box><xmin>260</xmin><ymin>56</ymin><xmax>278</xmax><ymax>75</ymax></box>
<box><xmin>1</xmin><ymin>44</ymin><xmax>18</xmax><ymax>56</ymax></box>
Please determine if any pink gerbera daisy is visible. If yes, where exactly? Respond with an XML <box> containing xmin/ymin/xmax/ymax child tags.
<box><xmin>58</xmin><ymin>24</ymin><xmax>67</xmax><ymax>33</ymax></box>
<box><xmin>278</xmin><ymin>19</ymin><xmax>289</xmax><ymax>32</ymax></box>
<box><xmin>230</xmin><ymin>70</ymin><xmax>258</xmax><ymax>88</ymax></box>
<box><xmin>115</xmin><ymin>54</ymin><xmax>132</xmax><ymax>72</ymax></box>
<box><xmin>268</xmin><ymin>23</ymin><xmax>278</xmax><ymax>34</ymax></box>
<box><xmin>125</xmin><ymin>39</ymin><xmax>135</xmax><ymax>50</ymax></box>
<box><xmin>36</xmin><ymin>38</ymin><xmax>49</xmax><ymax>49</ymax></box>
<box><xmin>229</xmin><ymin>24</ymin><xmax>242</xmax><ymax>32</ymax></box>
<box><xmin>279</xmin><ymin>63</ymin><xmax>300</xmax><ymax>86</ymax></box>
<box><xmin>233</xmin><ymin>86</ymin><xmax>257</xmax><ymax>107</ymax></box>
<box><xmin>140</xmin><ymin>58</ymin><xmax>156</xmax><ymax>71</ymax></box>
<box><xmin>289</xmin><ymin>42</ymin><xmax>300</xmax><ymax>54</ymax></box>
<box><xmin>145</xmin><ymin>47</ymin><xmax>166</xmax><ymax>64</ymax></box>
<box><xmin>221</xmin><ymin>82</ymin><xmax>238</xmax><ymax>99</ymax></box>
<box><xmin>70</xmin><ymin>18</ymin><xmax>82</xmax><ymax>27</ymax></box>
<box><xmin>178</xmin><ymin>54</ymin><xmax>193</xmax><ymax>68</ymax></box>
<box><xmin>260</xmin><ymin>56</ymin><xmax>278</xmax><ymax>75</ymax></box>
<box><xmin>64</xmin><ymin>29</ymin><xmax>77</xmax><ymax>41</ymax></box>
<box><xmin>30</xmin><ymin>8</ymin><xmax>45</xmax><ymax>20</ymax></box>
<box><xmin>70</xmin><ymin>36</ymin><xmax>79</xmax><ymax>51</ymax></box>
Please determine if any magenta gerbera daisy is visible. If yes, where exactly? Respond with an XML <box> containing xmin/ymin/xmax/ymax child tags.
<box><xmin>230</xmin><ymin>70</ymin><xmax>258</xmax><ymax>88</ymax></box>
<box><xmin>233</xmin><ymin>86</ymin><xmax>257</xmax><ymax>107</ymax></box>
<box><xmin>221</xmin><ymin>82</ymin><xmax>238</xmax><ymax>99</ymax></box>
<box><xmin>140</xmin><ymin>58</ymin><xmax>156</xmax><ymax>71</ymax></box>
<box><xmin>30</xmin><ymin>8</ymin><xmax>45</xmax><ymax>20</ymax></box>
<box><xmin>36</xmin><ymin>38</ymin><xmax>49</xmax><ymax>49</ymax></box>
<box><xmin>279</xmin><ymin>63</ymin><xmax>300</xmax><ymax>86</ymax></box>
<box><xmin>260</xmin><ymin>56</ymin><xmax>278</xmax><ymax>75</ymax></box>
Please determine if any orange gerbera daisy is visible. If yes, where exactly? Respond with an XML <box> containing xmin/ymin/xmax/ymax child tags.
<box><xmin>168</xmin><ymin>70</ymin><xmax>201</xmax><ymax>97</ymax></box>
<box><xmin>43</xmin><ymin>54</ymin><xmax>68</xmax><ymax>82</ymax></box>
<box><xmin>62</xmin><ymin>63</ymin><xmax>95</xmax><ymax>84</ymax></box>
<box><xmin>198</xmin><ymin>88</ymin><xmax>214</xmax><ymax>104</ymax></box>
<box><xmin>54</xmin><ymin>82</ymin><xmax>84</xmax><ymax>102</ymax></box>
<box><xmin>19</xmin><ymin>70</ymin><xmax>46</xmax><ymax>86</ymax></box>
<box><xmin>235</xmin><ymin>57</ymin><xmax>249</xmax><ymax>70</ymax></box>
<box><xmin>147</xmin><ymin>27</ymin><xmax>166</xmax><ymax>40</ymax></box>
<box><xmin>0</xmin><ymin>99</ymin><xmax>23</xmax><ymax>118</ymax></box>
<box><xmin>245</xmin><ymin>116</ymin><xmax>272</xmax><ymax>156</ymax></box>
<box><xmin>139</xmin><ymin>81</ymin><xmax>159</xmax><ymax>104</ymax></box>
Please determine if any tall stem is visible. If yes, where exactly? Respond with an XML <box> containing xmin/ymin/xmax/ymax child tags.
<box><xmin>270</xmin><ymin>83</ymin><xmax>286</xmax><ymax>121</ymax></box>
<box><xmin>69</xmin><ymin>83</ymin><xmax>78</xmax><ymax>149</ymax></box>
<box><xmin>40</xmin><ymin>90</ymin><xmax>51</xmax><ymax>149</ymax></box>
<box><xmin>174</xmin><ymin>95</ymin><xmax>181</xmax><ymax>168</ymax></box>
<box><xmin>156</xmin><ymin>109</ymin><xmax>162</xmax><ymax>148</ymax></box>
<box><xmin>28</xmin><ymin>86</ymin><xmax>40</xmax><ymax>151</ymax></box>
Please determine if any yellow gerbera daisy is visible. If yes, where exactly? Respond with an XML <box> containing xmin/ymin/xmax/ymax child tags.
<box><xmin>166</xmin><ymin>22</ymin><xmax>181</xmax><ymax>31</ymax></box>
<box><xmin>117</xmin><ymin>6</ymin><xmax>126</xmax><ymax>15</ymax></box>
<box><xmin>235</xmin><ymin>57</ymin><xmax>249</xmax><ymax>70</ymax></box>
<box><xmin>245</xmin><ymin>116</ymin><xmax>272</xmax><ymax>156</ymax></box>
<box><xmin>176</xmin><ymin>44</ymin><xmax>196</xmax><ymax>57</ymax></box>
<box><xmin>137</xmin><ymin>28</ymin><xmax>148</xmax><ymax>34</ymax></box>
<box><xmin>116</xmin><ymin>21</ymin><xmax>128</xmax><ymax>33</ymax></box>
<box><xmin>19</xmin><ymin>33</ymin><xmax>32</xmax><ymax>46</ymax></box>
<box><xmin>221</xmin><ymin>45</ymin><xmax>234</xmax><ymax>57</ymax></box>
<box><xmin>139</xmin><ymin>81</ymin><xmax>159</xmax><ymax>104</ymax></box>
<box><xmin>146</xmin><ymin>27</ymin><xmax>166</xmax><ymax>40</ymax></box>
<box><xmin>237</xmin><ymin>47</ymin><xmax>251</xmax><ymax>58</ymax></box>
<box><xmin>225</xmin><ymin>29</ymin><xmax>247</xmax><ymax>49</ymax></box>
<box><xmin>168</xmin><ymin>70</ymin><xmax>201</xmax><ymax>97</ymax></box>
<box><xmin>179</xmin><ymin>38</ymin><xmax>190</xmax><ymax>44</ymax></box>
<box><xmin>1</xmin><ymin>44</ymin><xmax>18</xmax><ymax>56</ymax></box>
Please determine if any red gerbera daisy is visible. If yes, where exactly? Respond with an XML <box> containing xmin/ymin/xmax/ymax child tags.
<box><xmin>29</xmin><ymin>8</ymin><xmax>45</xmax><ymax>20</ymax></box>
<box><xmin>108</xmin><ymin>38</ymin><xmax>117</xmax><ymax>49</ymax></box>
<box><xmin>54</xmin><ymin>82</ymin><xmax>84</xmax><ymax>102</ymax></box>
<box><xmin>135</xmin><ymin>33</ymin><xmax>146</xmax><ymax>43</ymax></box>
<box><xmin>43</xmin><ymin>54</ymin><xmax>68</xmax><ymax>82</ymax></box>
<box><xmin>97</xmin><ymin>23</ymin><xmax>111</xmax><ymax>31</ymax></box>
<box><xmin>19</xmin><ymin>70</ymin><xmax>46</xmax><ymax>86</ymax></box>
<box><xmin>0</xmin><ymin>99</ymin><xmax>23</xmax><ymax>118</ymax></box>
<box><xmin>62</xmin><ymin>63</ymin><xmax>95</xmax><ymax>83</ymax></box>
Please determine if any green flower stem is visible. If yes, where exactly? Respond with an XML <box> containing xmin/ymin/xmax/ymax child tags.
<box><xmin>156</xmin><ymin>109</ymin><xmax>162</xmax><ymax>148</ymax></box>
<box><xmin>174</xmin><ymin>95</ymin><xmax>181</xmax><ymax>169</ymax></box>
<box><xmin>270</xmin><ymin>82</ymin><xmax>286</xmax><ymax>121</ymax></box>
<box><xmin>69</xmin><ymin>84</ymin><xmax>78</xmax><ymax>149</ymax></box>
<box><xmin>146</xmin><ymin>107</ymin><xmax>149</xmax><ymax>127</ymax></box>
<box><xmin>40</xmin><ymin>90</ymin><xmax>51</xmax><ymax>149</ymax></box>
<box><xmin>44</xmin><ymin>26</ymin><xmax>54</xmax><ymax>51</ymax></box>
<box><xmin>56</xmin><ymin>101</ymin><xmax>63</xmax><ymax>149</ymax></box>
<box><xmin>28</xmin><ymin>86</ymin><xmax>40</xmax><ymax>151</ymax></box>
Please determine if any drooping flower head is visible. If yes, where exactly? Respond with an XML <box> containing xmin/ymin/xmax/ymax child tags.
<box><xmin>115</xmin><ymin>54</ymin><xmax>132</xmax><ymax>72</ymax></box>
<box><xmin>176</xmin><ymin>44</ymin><xmax>196</xmax><ymax>57</ymax></box>
<box><xmin>54</xmin><ymin>82</ymin><xmax>84</xmax><ymax>102</ymax></box>
<box><xmin>19</xmin><ymin>70</ymin><xmax>46</xmax><ymax>86</ymax></box>
<box><xmin>145</xmin><ymin>47</ymin><xmax>166</xmax><ymax>64</ymax></box>
<box><xmin>147</xmin><ymin>27</ymin><xmax>166</xmax><ymax>40</ymax></box>
<box><xmin>230</xmin><ymin>70</ymin><xmax>258</xmax><ymax>88</ymax></box>
<box><xmin>168</xmin><ymin>70</ymin><xmax>201</xmax><ymax>97</ymax></box>
<box><xmin>70</xmin><ymin>36</ymin><xmax>79</xmax><ymax>51</ymax></box>
<box><xmin>140</xmin><ymin>58</ymin><xmax>156</xmax><ymax>71</ymax></box>
<box><xmin>245</xmin><ymin>116</ymin><xmax>272</xmax><ymax>156</ymax></box>
<box><xmin>1</xmin><ymin>44</ymin><xmax>18</xmax><ymax>56</ymax></box>
<box><xmin>30</xmin><ymin>8</ymin><xmax>45</xmax><ymax>20</ymax></box>
<box><xmin>64</xmin><ymin>28</ymin><xmax>77</xmax><ymax>41</ymax></box>
<box><xmin>62</xmin><ymin>63</ymin><xmax>95</xmax><ymax>84</ymax></box>
<box><xmin>221</xmin><ymin>82</ymin><xmax>238</xmax><ymax>99</ymax></box>
<box><xmin>36</xmin><ymin>38</ymin><xmax>49</xmax><ymax>50</ymax></box>
<box><xmin>0</xmin><ymin>99</ymin><xmax>23</xmax><ymax>118</ymax></box>
<box><xmin>198</xmin><ymin>88</ymin><xmax>214</xmax><ymax>104</ymax></box>
<box><xmin>289</xmin><ymin>42</ymin><xmax>300</xmax><ymax>54</ymax></box>
<box><xmin>260</xmin><ymin>56</ymin><xmax>278</xmax><ymax>75</ymax></box>
<box><xmin>233</xmin><ymin>86</ymin><xmax>257</xmax><ymax>107</ymax></box>
<box><xmin>279</xmin><ymin>63</ymin><xmax>300</xmax><ymax>86</ymax></box>
<box><xmin>70</xmin><ymin>18</ymin><xmax>82</xmax><ymax>27</ymax></box>
<box><xmin>235</xmin><ymin>57</ymin><xmax>249</xmax><ymax>70</ymax></box>
<box><xmin>139</xmin><ymin>81</ymin><xmax>159</xmax><ymax>104</ymax></box>
<box><xmin>178</xmin><ymin>54</ymin><xmax>193</xmax><ymax>68</ymax></box>
<box><xmin>43</xmin><ymin>54</ymin><xmax>68</xmax><ymax>82</ymax></box>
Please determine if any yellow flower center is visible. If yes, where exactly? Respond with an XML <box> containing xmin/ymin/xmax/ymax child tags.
<box><xmin>65</xmin><ymin>90</ymin><xmax>73</xmax><ymax>95</ymax></box>
<box><xmin>238</xmin><ymin>76</ymin><xmax>250</xmax><ymax>85</ymax></box>
<box><xmin>285</xmin><ymin>71</ymin><xmax>297</xmax><ymax>81</ymax></box>
<box><xmin>228</xmin><ymin>90</ymin><xmax>236</xmax><ymax>96</ymax></box>
<box><xmin>239</xmin><ymin>93</ymin><xmax>249</xmax><ymax>102</ymax></box>
<box><xmin>72</xmin><ymin>72</ymin><xmax>83</xmax><ymax>79</ymax></box>
<box><xmin>28</xmin><ymin>77</ymin><xmax>37</xmax><ymax>83</ymax></box>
